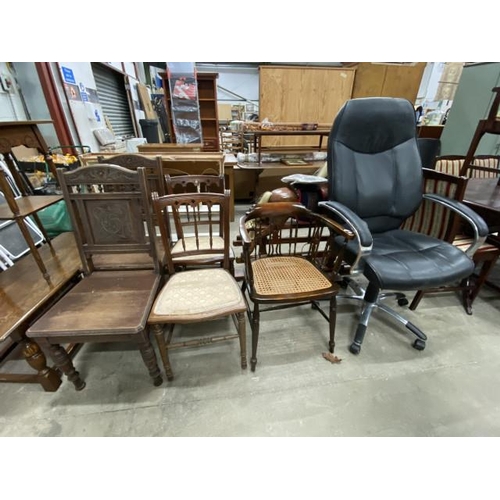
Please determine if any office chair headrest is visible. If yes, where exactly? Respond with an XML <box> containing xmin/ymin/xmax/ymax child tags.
<box><xmin>331</xmin><ymin>97</ymin><xmax>417</xmax><ymax>154</ymax></box>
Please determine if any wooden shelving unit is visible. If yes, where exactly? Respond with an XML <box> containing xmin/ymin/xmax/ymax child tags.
<box><xmin>161</xmin><ymin>72</ymin><xmax>220</xmax><ymax>152</ymax></box>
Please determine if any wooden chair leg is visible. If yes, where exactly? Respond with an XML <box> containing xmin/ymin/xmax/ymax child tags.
<box><xmin>39</xmin><ymin>339</ymin><xmax>86</xmax><ymax>391</ymax></box>
<box><xmin>152</xmin><ymin>323</ymin><xmax>174</xmax><ymax>381</ymax></box>
<box><xmin>137</xmin><ymin>329</ymin><xmax>163</xmax><ymax>387</ymax></box>
<box><xmin>250</xmin><ymin>304</ymin><xmax>260</xmax><ymax>372</ymax></box>
<box><xmin>236</xmin><ymin>312</ymin><xmax>247</xmax><ymax>369</ymax></box>
<box><xmin>460</xmin><ymin>277</ymin><xmax>473</xmax><ymax>315</ymax></box>
<box><xmin>471</xmin><ymin>256</ymin><xmax>499</xmax><ymax>303</ymax></box>
<box><xmin>329</xmin><ymin>295</ymin><xmax>337</xmax><ymax>353</ymax></box>
<box><xmin>409</xmin><ymin>290</ymin><xmax>425</xmax><ymax>311</ymax></box>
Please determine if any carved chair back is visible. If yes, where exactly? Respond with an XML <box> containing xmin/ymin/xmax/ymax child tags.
<box><xmin>96</xmin><ymin>153</ymin><xmax>165</xmax><ymax>196</ymax></box>
<box><xmin>57</xmin><ymin>164</ymin><xmax>159</xmax><ymax>275</ymax></box>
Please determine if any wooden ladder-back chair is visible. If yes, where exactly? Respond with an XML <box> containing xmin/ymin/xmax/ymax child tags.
<box><xmin>26</xmin><ymin>165</ymin><xmax>163</xmax><ymax>390</ymax></box>
<box><xmin>401</xmin><ymin>168</ymin><xmax>500</xmax><ymax>314</ymax></box>
<box><xmin>240</xmin><ymin>202</ymin><xmax>354</xmax><ymax>371</ymax></box>
<box><xmin>148</xmin><ymin>190</ymin><xmax>247</xmax><ymax>381</ymax></box>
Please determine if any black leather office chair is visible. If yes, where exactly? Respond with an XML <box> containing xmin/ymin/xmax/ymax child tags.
<box><xmin>318</xmin><ymin>97</ymin><xmax>488</xmax><ymax>354</ymax></box>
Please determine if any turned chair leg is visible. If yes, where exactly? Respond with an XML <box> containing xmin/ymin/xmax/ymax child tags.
<box><xmin>236</xmin><ymin>312</ymin><xmax>247</xmax><ymax>369</ymax></box>
<box><xmin>152</xmin><ymin>323</ymin><xmax>175</xmax><ymax>381</ymax></box>
<box><xmin>137</xmin><ymin>329</ymin><xmax>163</xmax><ymax>387</ymax></box>
<box><xmin>39</xmin><ymin>339</ymin><xmax>86</xmax><ymax>391</ymax></box>
<box><xmin>329</xmin><ymin>295</ymin><xmax>337</xmax><ymax>353</ymax></box>
<box><xmin>250</xmin><ymin>304</ymin><xmax>260</xmax><ymax>372</ymax></box>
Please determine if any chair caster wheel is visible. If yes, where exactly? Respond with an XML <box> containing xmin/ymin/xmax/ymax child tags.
<box><xmin>398</xmin><ymin>298</ymin><xmax>409</xmax><ymax>306</ymax></box>
<box><xmin>412</xmin><ymin>339</ymin><xmax>426</xmax><ymax>351</ymax></box>
<box><xmin>349</xmin><ymin>343</ymin><xmax>361</xmax><ymax>355</ymax></box>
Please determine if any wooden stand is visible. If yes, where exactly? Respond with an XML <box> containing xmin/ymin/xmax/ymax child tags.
<box><xmin>460</xmin><ymin>87</ymin><xmax>500</xmax><ymax>179</ymax></box>
<box><xmin>0</xmin><ymin>168</ymin><xmax>62</xmax><ymax>282</ymax></box>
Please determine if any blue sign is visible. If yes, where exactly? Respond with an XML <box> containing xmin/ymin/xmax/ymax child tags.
<box><xmin>61</xmin><ymin>66</ymin><xmax>76</xmax><ymax>84</ymax></box>
<box><xmin>81</xmin><ymin>91</ymin><xmax>89</xmax><ymax>102</ymax></box>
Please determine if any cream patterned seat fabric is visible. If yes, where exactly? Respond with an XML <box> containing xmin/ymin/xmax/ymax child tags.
<box><xmin>152</xmin><ymin>268</ymin><xmax>246</xmax><ymax>320</ymax></box>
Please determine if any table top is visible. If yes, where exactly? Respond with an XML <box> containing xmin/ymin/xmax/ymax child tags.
<box><xmin>252</xmin><ymin>129</ymin><xmax>330</xmax><ymax>137</ymax></box>
<box><xmin>0</xmin><ymin>232</ymin><xmax>81</xmax><ymax>341</ymax></box>
<box><xmin>0</xmin><ymin>195</ymin><xmax>63</xmax><ymax>220</ymax></box>
<box><xmin>464</xmin><ymin>178</ymin><xmax>500</xmax><ymax>211</ymax></box>
<box><xmin>236</xmin><ymin>160</ymin><xmax>325</xmax><ymax>171</ymax></box>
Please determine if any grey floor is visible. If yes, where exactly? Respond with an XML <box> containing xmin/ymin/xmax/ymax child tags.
<box><xmin>1</xmin><ymin>203</ymin><xmax>500</xmax><ymax>437</ymax></box>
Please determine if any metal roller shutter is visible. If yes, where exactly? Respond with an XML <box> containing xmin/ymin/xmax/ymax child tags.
<box><xmin>91</xmin><ymin>63</ymin><xmax>135</xmax><ymax>138</ymax></box>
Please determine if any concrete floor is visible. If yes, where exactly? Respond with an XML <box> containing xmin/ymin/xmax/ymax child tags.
<box><xmin>1</xmin><ymin>203</ymin><xmax>500</xmax><ymax>437</ymax></box>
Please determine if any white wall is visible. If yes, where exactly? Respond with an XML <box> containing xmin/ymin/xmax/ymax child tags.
<box><xmin>0</xmin><ymin>62</ymin><xmax>29</xmax><ymax>121</ymax></box>
<box><xmin>196</xmin><ymin>63</ymin><xmax>259</xmax><ymax>108</ymax></box>
<box><xmin>57</xmin><ymin>62</ymin><xmax>105</xmax><ymax>152</ymax></box>
<box><xmin>54</xmin><ymin>62</ymin><xmax>145</xmax><ymax>152</ymax></box>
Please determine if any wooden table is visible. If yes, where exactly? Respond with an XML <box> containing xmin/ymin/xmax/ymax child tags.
<box><xmin>252</xmin><ymin>129</ymin><xmax>330</xmax><ymax>164</ymax></box>
<box><xmin>0</xmin><ymin>231</ymin><xmax>82</xmax><ymax>391</ymax></box>
<box><xmin>464</xmin><ymin>178</ymin><xmax>500</xmax><ymax>232</ymax></box>
<box><xmin>236</xmin><ymin>160</ymin><xmax>325</xmax><ymax>199</ymax></box>
<box><xmin>80</xmin><ymin>152</ymin><xmax>237</xmax><ymax>221</ymax></box>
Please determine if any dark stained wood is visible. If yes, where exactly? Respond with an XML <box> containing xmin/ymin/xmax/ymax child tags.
<box><xmin>0</xmin><ymin>168</ymin><xmax>64</xmax><ymax>281</ymax></box>
<box><xmin>96</xmin><ymin>153</ymin><xmax>165</xmax><ymax>196</ymax></box>
<box><xmin>25</xmin><ymin>165</ymin><xmax>164</xmax><ymax>390</ymax></box>
<box><xmin>0</xmin><ymin>195</ymin><xmax>63</xmax><ymax>219</ymax></box>
<box><xmin>461</xmin><ymin>87</ymin><xmax>500</xmax><ymax>176</ymax></box>
<box><xmin>0</xmin><ymin>231</ymin><xmax>81</xmax><ymax>341</ymax></box>
<box><xmin>239</xmin><ymin>202</ymin><xmax>353</xmax><ymax>371</ymax></box>
<box><xmin>464</xmin><ymin>178</ymin><xmax>500</xmax><ymax>232</ymax></box>
<box><xmin>0</xmin><ymin>231</ymin><xmax>82</xmax><ymax>391</ymax></box>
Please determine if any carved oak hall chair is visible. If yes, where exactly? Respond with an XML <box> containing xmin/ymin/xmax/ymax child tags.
<box><xmin>319</xmin><ymin>97</ymin><xmax>488</xmax><ymax>355</ymax></box>
<box><xmin>26</xmin><ymin>165</ymin><xmax>163</xmax><ymax>390</ymax></box>
<box><xmin>239</xmin><ymin>202</ymin><xmax>354</xmax><ymax>371</ymax></box>
<box><xmin>148</xmin><ymin>190</ymin><xmax>247</xmax><ymax>381</ymax></box>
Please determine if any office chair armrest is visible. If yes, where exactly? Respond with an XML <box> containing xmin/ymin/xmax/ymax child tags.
<box><xmin>424</xmin><ymin>193</ymin><xmax>489</xmax><ymax>256</ymax></box>
<box><xmin>318</xmin><ymin>200</ymin><xmax>373</xmax><ymax>273</ymax></box>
